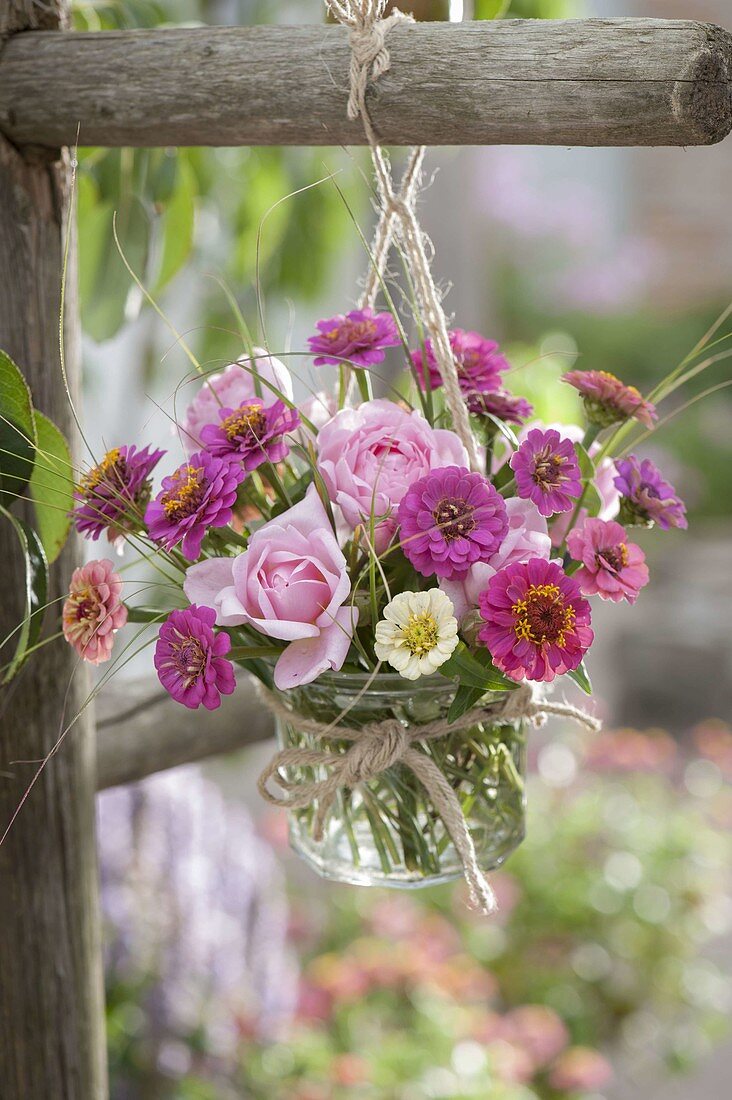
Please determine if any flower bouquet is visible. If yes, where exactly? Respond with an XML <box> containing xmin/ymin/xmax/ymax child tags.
<box><xmin>57</xmin><ymin>287</ymin><xmax>690</xmax><ymax>906</ymax></box>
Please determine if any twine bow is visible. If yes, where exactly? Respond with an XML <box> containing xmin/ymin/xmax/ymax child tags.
<box><xmin>258</xmin><ymin>685</ymin><xmax>601</xmax><ymax>915</ymax></box>
<box><xmin>326</xmin><ymin>0</ymin><xmax>481</xmax><ymax>470</ymax></box>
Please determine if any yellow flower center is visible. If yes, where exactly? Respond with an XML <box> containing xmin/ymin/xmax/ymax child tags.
<box><xmin>161</xmin><ymin>465</ymin><xmax>205</xmax><ymax>520</ymax></box>
<box><xmin>512</xmin><ymin>583</ymin><xmax>575</xmax><ymax>648</ymax></box>
<box><xmin>78</xmin><ymin>447</ymin><xmax>123</xmax><ymax>493</ymax></box>
<box><xmin>221</xmin><ymin>403</ymin><xmax>267</xmax><ymax>443</ymax></box>
<box><xmin>402</xmin><ymin>611</ymin><xmax>439</xmax><ymax>657</ymax></box>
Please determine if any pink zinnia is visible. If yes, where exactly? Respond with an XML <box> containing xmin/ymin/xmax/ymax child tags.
<box><xmin>73</xmin><ymin>444</ymin><xmax>164</xmax><ymax>544</ymax></box>
<box><xmin>200</xmin><ymin>398</ymin><xmax>299</xmax><ymax>470</ymax></box>
<box><xmin>308</xmin><ymin>308</ymin><xmax>400</xmax><ymax>368</ymax></box>
<box><xmin>145</xmin><ymin>451</ymin><xmax>245</xmax><ymax>560</ymax></box>
<box><xmin>181</xmin><ymin>349</ymin><xmax>293</xmax><ymax>456</ymax></box>
<box><xmin>477</xmin><ymin>558</ymin><xmax>593</xmax><ymax>683</ymax></box>
<box><xmin>412</xmin><ymin>329</ymin><xmax>510</xmax><ymax>411</ymax></box>
<box><xmin>62</xmin><ymin>558</ymin><xmax>128</xmax><ymax>665</ymax></box>
<box><xmin>154</xmin><ymin>605</ymin><xmax>235</xmax><ymax>710</ymax></box>
<box><xmin>510</xmin><ymin>428</ymin><xmax>582</xmax><ymax>517</ymax></box>
<box><xmin>397</xmin><ymin>466</ymin><xmax>508</xmax><ymax>579</ymax></box>
<box><xmin>566</xmin><ymin>517</ymin><xmax>649</xmax><ymax>604</ymax></box>
<box><xmin>614</xmin><ymin>454</ymin><xmax>687</xmax><ymax>530</ymax></box>
<box><xmin>563</xmin><ymin>369</ymin><xmax>657</xmax><ymax>428</ymax></box>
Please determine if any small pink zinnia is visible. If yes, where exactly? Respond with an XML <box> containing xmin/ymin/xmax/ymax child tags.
<box><xmin>62</xmin><ymin>558</ymin><xmax>128</xmax><ymax>665</ymax></box>
<box><xmin>154</xmin><ymin>605</ymin><xmax>235</xmax><ymax>710</ymax></box>
<box><xmin>566</xmin><ymin>517</ymin><xmax>649</xmax><ymax>604</ymax></box>
<box><xmin>510</xmin><ymin>428</ymin><xmax>582</xmax><ymax>517</ymax></box>
<box><xmin>145</xmin><ymin>451</ymin><xmax>245</xmax><ymax>560</ymax></box>
<box><xmin>563</xmin><ymin>369</ymin><xmax>657</xmax><ymax>428</ymax></box>
<box><xmin>397</xmin><ymin>466</ymin><xmax>508</xmax><ymax>579</ymax></box>
<box><xmin>412</xmin><ymin>329</ymin><xmax>510</xmax><ymax>411</ymax></box>
<box><xmin>200</xmin><ymin>398</ymin><xmax>300</xmax><ymax>470</ymax></box>
<box><xmin>477</xmin><ymin>558</ymin><xmax>593</xmax><ymax>683</ymax></box>
<box><xmin>308</xmin><ymin>307</ymin><xmax>400</xmax><ymax>369</ymax></box>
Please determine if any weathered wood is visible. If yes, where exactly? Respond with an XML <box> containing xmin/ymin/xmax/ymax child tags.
<box><xmin>95</xmin><ymin>676</ymin><xmax>274</xmax><ymax>791</ymax></box>
<box><xmin>0</xmin><ymin>3</ymin><xmax>108</xmax><ymax>1097</ymax></box>
<box><xmin>0</xmin><ymin>18</ymin><xmax>730</xmax><ymax>149</ymax></box>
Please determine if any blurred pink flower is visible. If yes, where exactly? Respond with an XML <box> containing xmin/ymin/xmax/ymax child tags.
<box><xmin>502</xmin><ymin>1005</ymin><xmax>569</xmax><ymax>1068</ymax></box>
<box><xmin>586</xmin><ymin>728</ymin><xmax>677</xmax><ymax>774</ymax></box>
<box><xmin>548</xmin><ymin>1046</ymin><xmax>613</xmax><ymax>1092</ymax></box>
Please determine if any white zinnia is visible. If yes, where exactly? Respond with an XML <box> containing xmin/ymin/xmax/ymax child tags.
<box><xmin>374</xmin><ymin>590</ymin><xmax>459</xmax><ymax>681</ymax></box>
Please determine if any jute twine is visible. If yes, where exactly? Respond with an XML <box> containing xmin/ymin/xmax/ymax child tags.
<box><xmin>326</xmin><ymin>0</ymin><xmax>481</xmax><ymax>470</ymax></box>
<box><xmin>258</xmin><ymin>685</ymin><xmax>601</xmax><ymax>915</ymax></box>
<box><xmin>255</xmin><ymin>2</ymin><xmax>603</xmax><ymax>914</ymax></box>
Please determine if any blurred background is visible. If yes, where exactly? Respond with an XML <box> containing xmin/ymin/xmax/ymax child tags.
<box><xmin>72</xmin><ymin>1</ymin><xmax>732</xmax><ymax>1097</ymax></box>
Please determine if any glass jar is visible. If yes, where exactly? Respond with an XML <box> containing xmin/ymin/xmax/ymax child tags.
<box><xmin>270</xmin><ymin>670</ymin><xmax>526</xmax><ymax>888</ymax></box>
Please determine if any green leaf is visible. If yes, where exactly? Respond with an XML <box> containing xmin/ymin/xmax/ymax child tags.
<box><xmin>0</xmin><ymin>350</ymin><xmax>37</xmax><ymax>505</ymax></box>
<box><xmin>573</xmin><ymin>442</ymin><xmax>596</xmax><ymax>481</ymax></box>
<box><xmin>475</xmin><ymin>0</ymin><xmax>512</xmax><ymax>17</ymax></box>
<box><xmin>28</xmin><ymin>412</ymin><xmax>74</xmax><ymax>564</ymax></box>
<box><xmin>567</xmin><ymin>659</ymin><xmax>593</xmax><ymax>696</ymax></box>
<box><xmin>439</xmin><ymin>642</ymin><xmax>516</xmax><ymax>693</ymax></box>
<box><xmin>81</xmin><ymin>197</ymin><xmax>151</xmax><ymax>341</ymax></box>
<box><xmin>582</xmin><ymin>482</ymin><xmax>604</xmax><ymax>518</ymax></box>
<box><xmin>125</xmin><ymin>606</ymin><xmax>169</xmax><ymax>624</ymax></box>
<box><xmin>0</xmin><ymin>505</ymin><xmax>48</xmax><ymax>683</ymax></box>
<box><xmin>153</xmin><ymin>156</ymin><xmax>196</xmax><ymax>293</ymax></box>
<box><xmin>448</xmin><ymin>683</ymin><xmax>486</xmax><ymax>724</ymax></box>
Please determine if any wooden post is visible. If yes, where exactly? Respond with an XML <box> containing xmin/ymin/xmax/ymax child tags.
<box><xmin>0</xmin><ymin>3</ymin><xmax>107</xmax><ymax>1098</ymax></box>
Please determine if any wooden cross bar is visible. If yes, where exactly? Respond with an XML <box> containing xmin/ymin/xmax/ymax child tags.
<box><xmin>0</xmin><ymin>5</ymin><xmax>730</xmax><ymax>1099</ymax></box>
<box><xmin>1</xmin><ymin>19</ymin><xmax>731</xmax><ymax>148</ymax></box>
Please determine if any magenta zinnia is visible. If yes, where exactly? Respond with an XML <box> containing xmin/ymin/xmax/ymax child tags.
<box><xmin>62</xmin><ymin>558</ymin><xmax>128</xmax><ymax>665</ymax></box>
<box><xmin>469</xmin><ymin>388</ymin><xmax>533</xmax><ymax>426</ymax></box>
<box><xmin>478</xmin><ymin>558</ymin><xmax>593</xmax><ymax>683</ymax></box>
<box><xmin>308</xmin><ymin>307</ymin><xmax>400</xmax><ymax>368</ymax></box>
<box><xmin>567</xmin><ymin>518</ymin><xmax>649</xmax><ymax>604</ymax></box>
<box><xmin>200</xmin><ymin>398</ymin><xmax>299</xmax><ymax>470</ymax></box>
<box><xmin>614</xmin><ymin>455</ymin><xmax>687</xmax><ymax>530</ymax></box>
<box><xmin>398</xmin><ymin>466</ymin><xmax>509</xmax><ymax>579</ymax></box>
<box><xmin>412</xmin><ymin>329</ymin><xmax>510</xmax><ymax>412</ymax></box>
<box><xmin>154</xmin><ymin>605</ymin><xmax>235</xmax><ymax>710</ymax></box>
<box><xmin>73</xmin><ymin>444</ymin><xmax>164</xmax><ymax>543</ymax></box>
<box><xmin>510</xmin><ymin>428</ymin><xmax>582</xmax><ymax>517</ymax></box>
<box><xmin>563</xmin><ymin>369</ymin><xmax>657</xmax><ymax>429</ymax></box>
<box><xmin>145</xmin><ymin>451</ymin><xmax>244</xmax><ymax>560</ymax></box>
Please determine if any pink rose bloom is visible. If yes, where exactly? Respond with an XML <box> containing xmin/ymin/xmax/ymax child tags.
<box><xmin>441</xmin><ymin>498</ymin><xmax>550</xmax><ymax>622</ymax></box>
<box><xmin>181</xmin><ymin>347</ymin><xmax>293</xmax><ymax>455</ymax></box>
<box><xmin>183</xmin><ymin>485</ymin><xmax>357</xmax><ymax>689</ymax></box>
<box><xmin>62</xmin><ymin>559</ymin><xmax>128</xmax><ymax>665</ymax></box>
<box><xmin>316</xmin><ymin>399</ymin><xmax>468</xmax><ymax>547</ymax></box>
<box><xmin>567</xmin><ymin>517</ymin><xmax>649</xmax><ymax>604</ymax></box>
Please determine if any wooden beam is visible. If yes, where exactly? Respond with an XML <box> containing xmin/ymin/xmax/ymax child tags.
<box><xmin>0</xmin><ymin>18</ymin><xmax>730</xmax><ymax>149</ymax></box>
<box><xmin>0</xmin><ymin>5</ymin><xmax>108</xmax><ymax>1099</ymax></box>
<box><xmin>95</xmin><ymin>677</ymin><xmax>274</xmax><ymax>791</ymax></box>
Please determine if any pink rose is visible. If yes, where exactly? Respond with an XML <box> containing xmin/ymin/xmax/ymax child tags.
<box><xmin>440</xmin><ymin>498</ymin><xmax>551</xmax><ymax>622</ymax></box>
<box><xmin>181</xmin><ymin>347</ymin><xmax>293</xmax><ymax>455</ymax></box>
<box><xmin>183</xmin><ymin>486</ymin><xmax>356</xmax><ymax>689</ymax></box>
<box><xmin>316</xmin><ymin>399</ymin><xmax>468</xmax><ymax>545</ymax></box>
